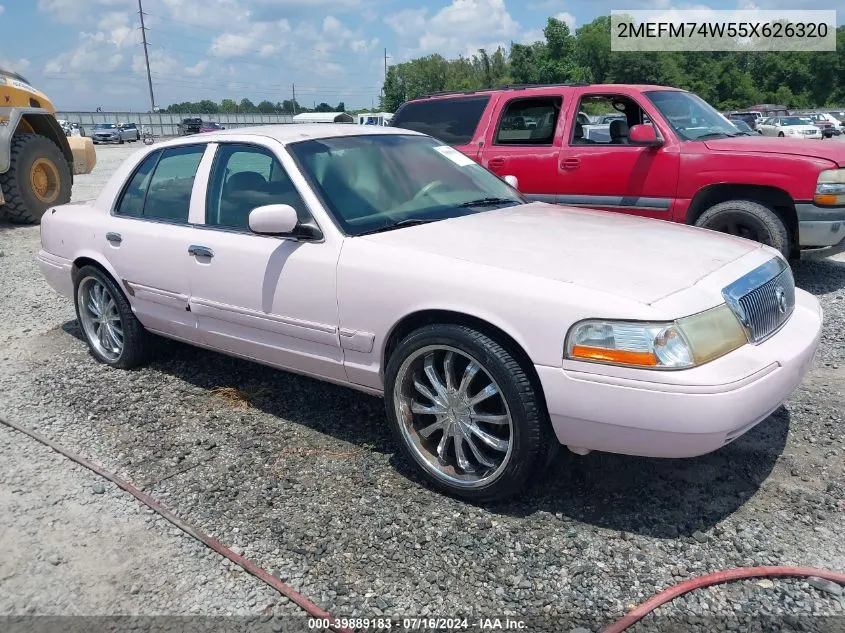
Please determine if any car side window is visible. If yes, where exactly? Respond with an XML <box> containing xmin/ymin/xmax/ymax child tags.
<box><xmin>113</xmin><ymin>150</ymin><xmax>161</xmax><ymax>218</ymax></box>
<box><xmin>570</xmin><ymin>94</ymin><xmax>646</xmax><ymax>146</ymax></box>
<box><xmin>494</xmin><ymin>97</ymin><xmax>561</xmax><ymax>145</ymax></box>
<box><xmin>142</xmin><ymin>145</ymin><xmax>205</xmax><ymax>223</ymax></box>
<box><xmin>206</xmin><ymin>144</ymin><xmax>308</xmax><ymax>231</ymax></box>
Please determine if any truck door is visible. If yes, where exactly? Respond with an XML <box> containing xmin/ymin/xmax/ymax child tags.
<box><xmin>477</xmin><ymin>94</ymin><xmax>565</xmax><ymax>203</ymax></box>
<box><xmin>555</xmin><ymin>89</ymin><xmax>680</xmax><ymax>220</ymax></box>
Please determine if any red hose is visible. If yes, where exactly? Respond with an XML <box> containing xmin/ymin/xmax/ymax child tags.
<box><xmin>0</xmin><ymin>415</ymin><xmax>353</xmax><ymax>633</ymax></box>
<box><xmin>602</xmin><ymin>566</ymin><xmax>845</xmax><ymax>633</ymax></box>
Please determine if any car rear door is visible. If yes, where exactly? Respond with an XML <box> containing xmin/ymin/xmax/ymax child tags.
<box><xmin>553</xmin><ymin>88</ymin><xmax>680</xmax><ymax>220</ymax></box>
<box><xmin>102</xmin><ymin>143</ymin><xmax>209</xmax><ymax>343</ymax></box>
<box><xmin>183</xmin><ymin>140</ymin><xmax>347</xmax><ymax>382</ymax></box>
<box><xmin>477</xmin><ymin>92</ymin><xmax>565</xmax><ymax>203</ymax></box>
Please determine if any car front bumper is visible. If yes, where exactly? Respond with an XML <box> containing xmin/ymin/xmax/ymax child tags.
<box><xmin>795</xmin><ymin>201</ymin><xmax>845</xmax><ymax>256</ymax></box>
<box><xmin>536</xmin><ymin>288</ymin><xmax>822</xmax><ymax>459</ymax></box>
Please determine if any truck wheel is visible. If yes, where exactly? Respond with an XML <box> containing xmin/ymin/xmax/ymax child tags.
<box><xmin>695</xmin><ymin>199</ymin><xmax>790</xmax><ymax>258</ymax></box>
<box><xmin>0</xmin><ymin>134</ymin><xmax>72</xmax><ymax>224</ymax></box>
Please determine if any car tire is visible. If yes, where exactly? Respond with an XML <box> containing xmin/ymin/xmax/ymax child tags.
<box><xmin>778</xmin><ymin>132</ymin><xmax>785</xmax><ymax>137</ymax></box>
<box><xmin>695</xmin><ymin>199</ymin><xmax>791</xmax><ymax>259</ymax></box>
<box><xmin>73</xmin><ymin>265</ymin><xmax>151</xmax><ymax>369</ymax></box>
<box><xmin>384</xmin><ymin>323</ymin><xmax>553</xmax><ymax>503</ymax></box>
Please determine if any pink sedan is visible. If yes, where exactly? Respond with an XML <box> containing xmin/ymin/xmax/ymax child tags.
<box><xmin>37</xmin><ymin>124</ymin><xmax>822</xmax><ymax>501</ymax></box>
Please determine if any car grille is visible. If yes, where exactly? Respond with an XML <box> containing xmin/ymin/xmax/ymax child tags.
<box><xmin>722</xmin><ymin>258</ymin><xmax>796</xmax><ymax>344</ymax></box>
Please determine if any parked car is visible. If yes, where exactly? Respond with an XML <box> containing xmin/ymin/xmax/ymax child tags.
<box><xmin>727</xmin><ymin>117</ymin><xmax>759</xmax><ymax>135</ymax></box>
<box><xmin>179</xmin><ymin>117</ymin><xmax>204</xmax><ymax>135</ymax></box>
<box><xmin>58</xmin><ymin>120</ymin><xmax>86</xmax><ymax>137</ymax></box>
<box><xmin>199</xmin><ymin>121</ymin><xmax>225</xmax><ymax>133</ymax></box>
<box><xmin>36</xmin><ymin>124</ymin><xmax>822</xmax><ymax>501</ymax></box>
<box><xmin>747</xmin><ymin>104</ymin><xmax>789</xmax><ymax>118</ymax></box>
<box><xmin>727</xmin><ymin>111</ymin><xmax>760</xmax><ymax>130</ymax></box>
<box><xmin>756</xmin><ymin>116</ymin><xmax>823</xmax><ymax>139</ymax></box>
<box><xmin>801</xmin><ymin>112</ymin><xmax>843</xmax><ymax>137</ymax></box>
<box><xmin>91</xmin><ymin>122</ymin><xmax>139</xmax><ymax>144</ymax></box>
<box><xmin>390</xmin><ymin>84</ymin><xmax>845</xmax><ymax>259</ymax></box>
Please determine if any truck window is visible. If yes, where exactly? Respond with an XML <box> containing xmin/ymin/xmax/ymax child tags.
<box><xmin>390</xmin><ymin>95</ymin><xmax>490</xmax><ymax>145</ymax></box>
<box><xmin>570</xmin><ymin>94</ymin><xmax>646</xmax><ymax>145</ymax></box>
<box><xmin>494</xmin><ymin>97</ymin><xmax>561</xmax><ymax>145</ymax></box>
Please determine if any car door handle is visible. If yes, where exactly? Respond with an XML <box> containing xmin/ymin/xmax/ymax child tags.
<box><xmin>488</xmin><ymin>158</ymin><xmax>505</xmax><ymax>170</ymax></box>
<box><xmin>105</xmin><ymin>232</ymin><xmax>122</xmax><ymax>244</ymax></box>
<box><xmin>188</xmin><ymin>245</ymin><xmax>214</xmax><ymax>258</ymax></box>
<box><xmin>561</xmin><ymin>158</ymin><xmax>580</xmax><ymax>170</ymax></box>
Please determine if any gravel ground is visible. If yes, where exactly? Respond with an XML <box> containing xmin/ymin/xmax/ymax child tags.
<box><xmin>1</xmin><ymin>144</ymin><xmax>844</xmax><ymax>631</ymax></box>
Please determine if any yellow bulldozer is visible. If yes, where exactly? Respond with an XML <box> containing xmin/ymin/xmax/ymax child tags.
<box><xmin>0</xmin><ymin>67</ymin><xmax>96</xmax><ymax>224</ymax></box>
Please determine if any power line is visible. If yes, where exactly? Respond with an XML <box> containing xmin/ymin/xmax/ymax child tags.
<box><xmin>137</xmin><ymin>0</ymin><xmax>156</xmax><ymax>112</ymax></box>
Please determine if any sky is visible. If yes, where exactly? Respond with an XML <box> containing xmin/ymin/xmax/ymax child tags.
<box><xmin>0</xmin><ymin>0</ymin><xmax>838</xmax><ymax>111</ymax></box>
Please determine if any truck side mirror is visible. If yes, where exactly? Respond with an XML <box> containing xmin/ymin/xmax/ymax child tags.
<box><xmin>503</xmin><ymin>175</ymin><xmax>519</xmax><ymax>190</ymax></box>
<box><xmin>629</xmin><ymin>124</ymin><xmax>663</xmax><ymax>147</ymax></box>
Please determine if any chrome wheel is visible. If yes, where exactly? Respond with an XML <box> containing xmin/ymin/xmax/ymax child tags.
<box><xmin>394</xmin><ymin>345</ymin><xmax>514</xmax><ymax>488</ymax></box>
<box><xmin>77</xmin><ymin>276</ymin><xmax>124</xmax><ymax>362</ymax></box>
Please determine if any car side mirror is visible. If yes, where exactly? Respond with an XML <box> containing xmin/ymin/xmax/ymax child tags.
<box><xmin>503</xmin><ymin>175</ymin><xmax>519</xmax><ymax>190</ymax></box>
<box><xmin>629</xmin><ymin>124</ymin><xmax>663</xmax><ymax>147</ymax></box>
<box><xmin>249</xmin><ymin>204</ymin><xmax>299</xmax><ymax>236</ymax></box>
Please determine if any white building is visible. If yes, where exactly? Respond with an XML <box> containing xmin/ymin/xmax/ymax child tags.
<box><xmin>292</xmin><ymin>112</ymin><xmax>354</xmax><ymax>124</ymax></box>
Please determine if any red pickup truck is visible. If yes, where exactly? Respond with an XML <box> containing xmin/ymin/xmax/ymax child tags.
<box><xmin>390</xmin><ymin>84</ymin><xmax>845</xmax><ymax>259</ymax></box>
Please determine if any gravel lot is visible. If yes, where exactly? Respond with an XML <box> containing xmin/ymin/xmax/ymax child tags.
<box><xmin>1</xmin><ymin>143</ymin><xmax>844</xmax><ymax>631</ymax></box>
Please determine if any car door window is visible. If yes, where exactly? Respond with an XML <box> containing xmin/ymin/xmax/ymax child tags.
<box><xmin>570</xmin><ymin>94</ymin><xmax>647</xmax><ymax>145</ymax></box>
<box><xmin>142</xmin><ymin>145</ymin><xmax>205</xmax><ymax>223</ymax></box>
<box><xmin>206</xmin><ymin>143</ymin><xmax>308</xmax><ymax>230</ymax></box>
<box><xmin>495</xmin><ymin>97</ymin><xmax>561</xmax><ymax>145</ymax></box>
<box><xmin>113</xmin><ymin>150</ymin><xmax>161</xmax><ymax>218</ymax></box>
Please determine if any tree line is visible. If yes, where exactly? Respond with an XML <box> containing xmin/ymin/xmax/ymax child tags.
<box><xmin>163</xmin><ymin>98</ymin><xmax>353</xmax><ymax>115</ymax></box>
<box><xmin>380</xmin><ymin>16</ymin><xmax>845</xmax><ymax>112</ymax></box>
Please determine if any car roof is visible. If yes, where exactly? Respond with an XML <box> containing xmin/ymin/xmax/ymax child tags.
<box><xmin>406</xmin><ymin>84</ymin><xmax>685</xmax><ymax>102</ymax></box>
<box><xmin>155</xmin><ymin>123</ymin><xmax>425</xmax><ymax>148</ymax></box>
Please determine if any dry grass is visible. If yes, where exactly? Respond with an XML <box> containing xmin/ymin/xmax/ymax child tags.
<box><xmin>210</xmin><ymin>386</ymin><xmax>268</xmax><ymax>409</ymax></box>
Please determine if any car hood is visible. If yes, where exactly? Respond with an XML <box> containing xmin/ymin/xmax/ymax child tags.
<box><xmin>359</xmin><ymin>203</ymin><xmax>763</xmax><ymax>305</ymax></box>
<box><xmin>704</xmin><ymin>135</ymin><xmax>845</xmax><ymax>166</ymax></box>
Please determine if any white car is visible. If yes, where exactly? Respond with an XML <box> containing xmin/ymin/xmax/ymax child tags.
<box><xmin>757</xmin><ymin>116</ymin><xmax>822</xmax><ymax>139</ymax></box>
<box><xmin>35</xmin><ymin>124</ymin><xmax>822</xmax><ymax>501</ymax></box>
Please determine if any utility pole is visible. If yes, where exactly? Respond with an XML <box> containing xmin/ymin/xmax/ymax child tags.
<box><xmin>137</xmin><ymin>0</ymin><xmax>155</xmax><ymax>112</ymax></box>
<box><xmin>292</xmin><ymin>84</ymin><xmax>297</xmax><ymax>114</ymax></box>
<box><xmin>382</xmin><ymin>48</ymin><xmax>391</xmax><ymax>107</ymax></box>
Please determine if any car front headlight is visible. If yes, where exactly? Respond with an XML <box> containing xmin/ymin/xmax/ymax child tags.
<box><xmin>565</xmin><ymin>303</ymin><xmax>748</xmax><ymax>370</ymax></box>
<box><xmin>815</xmin><ymin>169</ymin><xmax>845</xmax><ymax>205</ymax></box>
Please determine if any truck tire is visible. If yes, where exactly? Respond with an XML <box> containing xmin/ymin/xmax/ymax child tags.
<box><xmin>695</xmin><ymin>199</ymin><xmax>790</xmax><ymax>259</ymax></box>
<box><xmin>0</xmin><ymin>134</ymin><xmax>72</xmax><ymax>224</ymax></box>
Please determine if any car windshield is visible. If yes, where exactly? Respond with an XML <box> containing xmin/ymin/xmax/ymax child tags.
<box><xmin>645</xmin><ymin>90</ymin><xmax>743</xmax><ymax>141</ymax></box>
<box><xmin>781</xmin><ymin>117</ymin><xmax>811</xmax><ymax>126</ymax></box>
<box><xmin>288</xmin><ymin>134</ymin><xmax>525</xmax><ymax>236</ymax></box>
<box><xmin>96</xmin><ymin>124</ymin><xmax>116</xmax><ymax>129</ymax></box>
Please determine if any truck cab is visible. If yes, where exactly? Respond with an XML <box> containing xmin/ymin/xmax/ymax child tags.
<box><xmin>391</xmin><ymin>84</ymin><xmax>845</xmax><ymax>260</ymax></box>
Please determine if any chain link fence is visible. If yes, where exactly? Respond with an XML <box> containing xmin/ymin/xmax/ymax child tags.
<box><xmin>55</xmin><ymin>111</ymin><xmax>296</xmax><ymax>139</ymax></box>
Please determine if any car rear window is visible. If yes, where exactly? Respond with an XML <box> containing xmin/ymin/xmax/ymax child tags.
<box><xmin>391</xmin><ymin>95</ymin><xmax>490</xmax><ymax>145</ymax></box>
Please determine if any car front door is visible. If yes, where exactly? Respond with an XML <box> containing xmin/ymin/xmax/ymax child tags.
<box><xmin>554</xmin><ymin>90</ymin><xmax>680</xmax><ymax>220</ymax></box>
<box><xmin>477</xmin><ymin>94</ymin><xmax>564</xmax><ymax>203</ymax></box>
<box><xmin>758</xmin><ymin>118</ymin><xmax>776</xmax><ymax>136</ymax></box>
<box><xmin>102</xmin><ymin>143</ymin><xmax>209</xmax><ymax>343</ymax></box>
<box><xmin>185</xmin><ymin>141</ymin><xmax>346</xmax><ymax>382</ymax></box>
